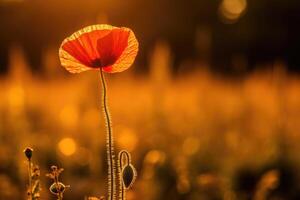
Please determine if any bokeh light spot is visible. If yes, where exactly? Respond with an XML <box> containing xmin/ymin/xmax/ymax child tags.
<box><xmin>58</xmin><ymin>137</ymin><xmax>77</xmax><ymax>156</ymax></box>
<box><xmin>219</xmin><ymin>0</ymin><xmax>247</xmax><ymax>23</ymax></box>
<box><xmin>144</xmin><ymin>150</ymin><xmax>166</xmax><ymax>165</ymax></box>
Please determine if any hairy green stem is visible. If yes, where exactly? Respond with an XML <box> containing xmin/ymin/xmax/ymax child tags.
<box><xmin>100</xmin><ymin>69</ymin><xmax>116</xmax><ymax>200</ymax></box>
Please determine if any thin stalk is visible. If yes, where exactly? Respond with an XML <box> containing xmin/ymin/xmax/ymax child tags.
<box><xmin>54</xmin><ymin>176</ymin><xmax>62</xmax><ymax>200</ymax></box>
<box><xmin>55</xmin><ymin>174</ymin><xmax>63</xmax><ymax>200</ymax></box>
<box><xmin>99</xmin><ymin>69</ymin><xmax>116</xmax><ymax>200</ymax></box>
<box><xmin>28</xmin><ymin>159</ymin><xmax>32</xmax><ymax>200</ymax></box>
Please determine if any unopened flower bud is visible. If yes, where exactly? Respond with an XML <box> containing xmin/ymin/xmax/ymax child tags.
<box><xmin>122</xmin><ymin>164</ymin><xmax>137</xmax><ymax>189</ymax></box>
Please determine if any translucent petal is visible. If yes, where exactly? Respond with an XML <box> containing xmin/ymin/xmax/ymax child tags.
<box><xmin>59</xmin><ymin>24</ymin><xmax>138</xmax><ymax>73</ymax></box>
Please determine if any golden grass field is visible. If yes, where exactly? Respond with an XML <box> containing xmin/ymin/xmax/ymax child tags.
<box><xmin>1</xmin><ymin>45</ymin><xmax>300</xmax><ymax>200</ymax></box>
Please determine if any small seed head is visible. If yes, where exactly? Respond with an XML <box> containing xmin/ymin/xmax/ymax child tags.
<box><xmin>23</xmin><ymin>147</ymin><xmax>33</xmax><ymax>160</ymax></box>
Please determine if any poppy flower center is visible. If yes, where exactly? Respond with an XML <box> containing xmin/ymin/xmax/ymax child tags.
<box><xmin>91</xmin><ymin>59</ymin><xmax>102</xmax><ymax>68</ymax></box>
<box><xmin>91</xmin><ymin>56</ymin><xmax>116</xmax><ymax>68</ymax></box>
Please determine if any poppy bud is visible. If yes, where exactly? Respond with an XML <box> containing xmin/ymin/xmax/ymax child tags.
<box><xmin>24</xmin><ymin>147</ymin><xmax>33</xmax><ymax>160</ymax></box>
<box><xmin>122</xmin><ymin>164</ymin><xmax>137</xmax><ymax>189</ymax></box>
<box><xmin>49</xmin><ymin>182</ymin><xmax>66</xmax><ymax>195</ymax></box>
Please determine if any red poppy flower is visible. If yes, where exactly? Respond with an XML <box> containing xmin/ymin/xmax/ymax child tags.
<box><xmin>59</xmin><ymin>24</ymin><xmax>139</xmax><ymax>73</ymax></box>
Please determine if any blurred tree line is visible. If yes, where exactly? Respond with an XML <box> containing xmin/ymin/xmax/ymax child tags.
<box><xmin>0</xmin><ymin>0</ymin><xmax>299</xmax><ymax>74</ymax></box>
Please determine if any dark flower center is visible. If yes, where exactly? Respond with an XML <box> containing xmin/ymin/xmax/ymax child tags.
<box><xmin>91</xmin><ymin>56</ymin><xmax>116</xmax><ymax>68</ymax></box>
<box><xmin>91</xmin><ymin>59</ymin><xmax>102</xmax><ymax>68</ymax></box>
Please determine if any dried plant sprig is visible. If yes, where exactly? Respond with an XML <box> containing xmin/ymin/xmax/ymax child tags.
<box><xmin>46</xmin><ymin>166</ymin><xmax>69</xmax><ymax>200</ymax></box>
<box><xmin>24</xmin><ymin>147</ymin><xmax>33</xmax><ymax>200</ymax></box>
<box><xmin>254</xmin><ymin>169</ymin><xmax>280</xmax><ymax>200</ymax></box>
<box><xmin>31</xmin><ymin>165</ymin><xmax>42</xmax><ymax>200</ymax></box>
<box><xmin>118</xmin><ymin>150</ymin><xmax>137</xmax><ymax>200</ymax></box>
<box><xmin>24</xmin><ymin>147</ymin><xmax>41</xmax><ymax>200</ymax></box>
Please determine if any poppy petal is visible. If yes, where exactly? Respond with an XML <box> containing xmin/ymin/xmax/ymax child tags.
<box><xmin>59</xmin><ymin>47</ymin><xmax>91</xmax><ymax>73</ymax></box>
<box><xmin>105</xmin><ymin>27</ymin><xmax>138</xmax><ymax>73</ymax></box>
<box><xmin>59</xmin><ymin>24</ymin><xmax>138</xmax><ymax>74</ymax></box>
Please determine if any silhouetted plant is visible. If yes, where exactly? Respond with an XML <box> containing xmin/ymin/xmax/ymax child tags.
<box><xmin>24</xmin><ymin>147</ymin><xmax>41</xmax><ymax>200</ymax></box>
<box><xmin>254</xmin><ymin>169</ymin><xmax>280</xmax><ymax>200</ymax></box>
<box><xmin>46</xmin><ymin>166</ymin><xmax>69</xmax><ymax>200</ymax></box>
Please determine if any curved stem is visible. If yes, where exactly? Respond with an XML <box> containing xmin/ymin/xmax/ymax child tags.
<box><xmin>119</xmin><ymin>151</ymin><xmax>130</xmax><ymax>167</ymax></box>
<box><xmin>99</xmin><ymin>69</ymin><xmax>116</xmax><ymax>200</ymax></box>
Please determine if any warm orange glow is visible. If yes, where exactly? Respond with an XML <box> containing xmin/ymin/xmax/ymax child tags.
<box><xmin>59</xmin><ymin>24</ymin><xmax>139</xmax><ymax>73</ymax></box>
<box><xmin>219</xmin><ymin>0</ymin><xmax>247</xmax><ymax>23</ymax></box>
<box><xmin>0</xmin><ymin>1</ymin><xmax>298</xmax><ymax>199</ymax></box>
<box><xmin>182</xmin><ymin>137</ymin><xmax>200</xmax><ymax>155</ymax></box>
<box><xmin>7</xmin><ymin>85</ymin><xmax>24</xmax><ymax>109</ymax></box>
<box><xmin>59</xmin><ymin>105</ymin><xmax>79</xmax><ymax>128</ymax></box>
<box><xmin>116</xmin><ymin>127</ymin><xmax>138</xmax><ymax>151</ymax></box>
<box><xmin>58</xmin><ymin>137</ymin><xmax>77</xmax><ymax>156</ymax></box>
<box><xmin>144</xmin><ymin>150</ymin><xmax>166</xmax><ymax>165</ymax></box>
